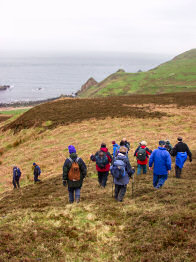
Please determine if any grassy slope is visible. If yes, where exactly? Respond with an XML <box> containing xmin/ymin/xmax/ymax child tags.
<box><xmin>0</xmin><ymin>96</ymin><xmax>195</xmax><ymax>261</ymax></box>
<box><xmin>78</xmin><ymin>49</ymin><xmax>196</xmax><ymax>97</ymax></box>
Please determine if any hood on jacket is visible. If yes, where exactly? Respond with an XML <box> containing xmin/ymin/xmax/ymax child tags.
<box><xmin>158</xmin><ymin>147</ymin><xmax>167</xmax><ymax>150</ymax></box>
<box><xmin>100</xmin><ymin>147</ymin><xmax>108</xmax><ymax>153</ymax></box>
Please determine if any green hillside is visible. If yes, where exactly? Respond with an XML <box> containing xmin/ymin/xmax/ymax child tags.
<box><xmin>78</xmin><ymin>49</ymin><xmax>196</xmax><ymax>97</ymax></box>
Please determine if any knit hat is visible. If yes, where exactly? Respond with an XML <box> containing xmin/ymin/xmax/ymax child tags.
<box><xmin>101</xmin><ymin>143</ymin><xmax>106</xmax><ymax>148</ymax></box>
<box><xmin>177</xmin><ymin>136</ymin><xmax>183</xmax><ymax>141</ymax></box>
<box><xmin>166</xmin><ymin>140</ymin><xmax>170</xmax><ymax>144</ymax></box>
<box><xmin>159</xmin><ymin>140</ymin><xmax>165</xmax><ymax>145</ymax></box>
<box><xmin>33</xmin><ymin>163</ymin><xmax>36</xmax><ymax>166</ymax></box>
<box><xmin>68</xmin><ymin>145</ymin><xmax>76</xmax><ymax>154</ymax></box>
<box><xmin>119</xmin><ymin>146</ymin><xmax>128</xmax><ymax>153</ymax></box>
<box><xmin>141</xmin><ymin>141</ymin><xmax>147</xmax><ymax>146</ymax></box>
<box><xmin>112</xmin><ymin>141</ymin><xmax>116</xmax><ymax>145</ymax></box>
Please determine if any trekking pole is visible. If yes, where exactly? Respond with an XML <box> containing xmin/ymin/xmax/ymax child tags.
<box><xmin>132</xmin><ymin>173</ymin><xmax>134</xmax><ymax>198</ymax></box>
<box><xmin>112</xmin><ymin>177</ymin><xmax>114</xmax><ymax>197</ymax></box>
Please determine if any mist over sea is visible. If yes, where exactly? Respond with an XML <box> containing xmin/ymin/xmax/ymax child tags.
<box><xmin>0</xmin><ymin>52</ymin><xmax>171</xmax><ymax>103</ymax></box>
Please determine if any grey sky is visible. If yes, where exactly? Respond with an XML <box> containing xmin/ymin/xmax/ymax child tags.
<box><xmin>0</xmin><ymin>0</ymin><xmax>195</xmax><ymax>55</ymax></box>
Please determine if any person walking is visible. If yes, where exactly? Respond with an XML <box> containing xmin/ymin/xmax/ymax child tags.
<box><xmin>165</xmin><ymin>140</ymin><xmax>173</xmax><ymax>154</ymax></box>
<box><xmin>63</xmin><ymin>145</ymin><xmax>87</xmax><ymax>203</ymax></box>
<box><xmin>13</xmin><ymin>166</ymin><xmax>21</xmax><ymax>189</ymax></box>
<box><xmin>135</xmin><ymin>141</ymin><xmax>152</xmax><ymax>175</ymax></box>
<box><xmin>33</xmin><ymin>163</ymin><xmax>41</xmax><ymax>183</ymax></box>
<box><xmin>91</xmin><ymin>143</ymin><xmax>112</xmax><ymax>188</ymax></box>
<box><xmin>171</xmin><ymin>136</ymin><xmax>192</xmax><ymax>178</ymax></box>
<box><xmin>122</xmin><ymin>138</ymin><xmax>130</xmax><ymax>152</ymax></box>
<box><xmin>110</xmin><ymin>147</ymin><xmax>135</xmax><ymax>201</ymax></box>
<box><xmin>149</xmin><ymin>140</ymin><xmax>171</xmax><ymax>189</ymax></box>
<box><xmin>112</xmin><ymin>141</ymin><xmax>120</xmax><ymax>158</ymax></box>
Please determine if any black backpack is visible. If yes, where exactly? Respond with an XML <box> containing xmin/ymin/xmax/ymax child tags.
<box><xmin>137</xmin><ymin>147</ymin><xmax>146</xmax><ymax>161</ymax></box>
<box><xmin>96</xmin><ymin>151</ymin><xmax>109</xmax><ymax>169</ymax></box>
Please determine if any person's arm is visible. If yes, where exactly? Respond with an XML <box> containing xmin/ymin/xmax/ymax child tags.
<box><xmin>146</xmin><ymin>147</ymin><xmax>152</xmax><ymax>155</ymax></box>
<box><xmin>149</xmin><ymin>151</ymin><xmax>155</xmax><ymax>168</ymax></box>
<box><xmin>107</xmin><ymin>152</ymin><xmax>113</xmax><ymax>163</ymax></box>
<box><xmin>134</xmin><ymin>146</ymin><xmax>140</xmax><ymax>157</ymax></box>
<box><xmin>63</xmin><ymin>159</ymin><xmax>71</xmax><ymax>181</ymax></box>
<box><xmin>185</xmin><ymin>144</ymin><xmax>192</xmax><ymax>161</ymax></box>
<box><xmin>79</xmin><ymin>158</ymin><xmax>87</xmax><ymax>179</ymax></box>
<box><xmin>126</xmin><ymin>159</ymin><xmax>135</xmax><ymax>177</ymax></box>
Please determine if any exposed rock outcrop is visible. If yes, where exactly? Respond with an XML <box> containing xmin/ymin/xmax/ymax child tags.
<box><xmin>76</xmin><ymin>77</ymin><xmax>98</xmax><ymax>95</ymax></box>
<box><xmin>116</xmin><ymin>69</ymin><xmax>125</xmax><ymax>73</ymax></box>
<box><xmin>0</xmin><ymin>85</ymin><xmax>10</xmax><ymax>91</ymax></box>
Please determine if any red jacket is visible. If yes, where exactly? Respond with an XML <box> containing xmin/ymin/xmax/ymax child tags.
<box><xmin>95</xmin><ymin>147</ymin><xmax>112</xmax><ymax>172</ymax></box>
<box><xmin>136</xmin><ymin>145</ymin><xmax>151</xmax><ymax>165</ymax></box>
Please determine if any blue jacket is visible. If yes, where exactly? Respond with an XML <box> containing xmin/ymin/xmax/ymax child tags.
<box><xmin>34</xmin><ymin>165</ymin><xmax>41</xmax><ymax>176</ymax></box>
<box><xmin>111</xmin><ymin>153</ymin><xmax>135</xmax><ymax>185</ymax></box>
<box><xmin>113</xmin><ymin>144</ymin><xmax>120</xmax><ymax>157</ymax></box>
<box><xmin>149</xmin><ymin>147</ymin><xmax>171</xmax><ymax>175</ymax></box>
<box><xmin>176</xmin><ymin>152</ymin><xmax>187</xmax><ymax>169</ymax></box>
<box><xmin>13</xmin><ymin>167</ymin><xmax>21</xmax><ymax>179</ymax></box>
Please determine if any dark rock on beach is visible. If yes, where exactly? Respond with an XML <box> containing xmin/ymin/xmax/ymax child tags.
<box><xmin>0</xmin><ymin>85</ymin><xmax>10</xmax><ymax>91</ymax></box>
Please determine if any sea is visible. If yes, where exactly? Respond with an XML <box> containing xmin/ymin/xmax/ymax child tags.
<box><xmin>0</xmin><ymin>52</ymin><xmax>171</xmax><ymax>104</ymax></box>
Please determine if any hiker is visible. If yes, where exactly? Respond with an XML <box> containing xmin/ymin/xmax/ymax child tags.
<box><xmin>122</xmin><ymin>138</ymin><xmax>130</xmax><ymax>152</ymax></box>
<box><xmin>149</xmin><ymin>140</ymin><xmax>171</xmax><ymax>189</ymax></box>
<box><xmin>171</xmin><ymin>136</ymin><xmax>192</xmax><ymax>178</ymax></box>
<box><xmin>110</xmin><ymin>147</ymin><xmax>135</xmax><ymax>201</ymax></box>
<box><xmin>13</xmin><ymin>165</ymin><xmax>21</xmax><ymax>189</ymax></box>
<box><xmin>134</xmin><ymin>141</ymin><xmax>152</xmax><ymax>175</ymax></box>
<box><xmin>33</xmin><ymin>163</ymin><xmax>41</xmax><ymax>183</ymax></box>
<box><xmin>134</xmin><ymin>142</ymin><xmax>141</xmax><ymax>157</ymax></box>
<box><xmin>63</xmin><ymin>145</ymin><xmax>87</xmax><ymax>203</ymax></box>
<box><xmin>165</xmin><ymin>140</ymin><xmax>173</xmax><ymax>154</ymax></box>
<box><xmin>115</xmin><ymin>140</ymin><xmax>128</xmax><ymax>157</ymax></box>
<box><xmin>112</xmin><ymin>141</ymin><xmax>120</xmax><ymax>158</ymax></box>
<box><xmin>90</xmin><ymin>143</ymin><xmax>112</xmax><ymax>188</ymax></box>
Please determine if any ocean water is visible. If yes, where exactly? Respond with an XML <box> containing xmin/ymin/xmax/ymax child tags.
<box><xmin>0</xmin><ymin>52</ymin><xmax>171</xmax><ymax>103</ymax></box>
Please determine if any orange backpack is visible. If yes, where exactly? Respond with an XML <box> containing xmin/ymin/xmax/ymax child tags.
<box><xmin>68</xmin><ymin>157</ymin><xmax>81</xmax><ymax>181</ymax></box>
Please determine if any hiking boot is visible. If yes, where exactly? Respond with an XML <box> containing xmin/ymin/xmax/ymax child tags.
<box><xmin>76</xmin><ymin>198</ymin><xmax>80</xmax><ymax>203</ymax></box>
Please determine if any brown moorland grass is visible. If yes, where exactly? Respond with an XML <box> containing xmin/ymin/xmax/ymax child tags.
<box><xmin>3</xmin><ymin>92</ymin><xmax>196</xmax><ymax>132</ymax></box>
<box><xmin>0</xmin><ymin>95</ymin><xmax>195</xmax><ymax>261</ymax></box>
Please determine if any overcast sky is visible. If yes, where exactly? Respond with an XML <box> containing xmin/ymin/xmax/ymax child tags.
<box><xmin>0</xmin><ymin>0</ymin><xmax>195</xmax><ymax>55</ymax></box>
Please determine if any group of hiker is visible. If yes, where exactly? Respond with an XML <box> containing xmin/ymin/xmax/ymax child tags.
<box><xmin>62</xmin><ymin>136</ymin><xmax>192</xmax><ymax>203</ymax></box>
<box><xmin>12</xmin><ymin>136</ymin><xmax>192</xmax><ymax>204</ymax></box>
<box><xmin>12</xmin><ymin>162</ymin><xmax>41</xmax><ymax>189</ymax></box>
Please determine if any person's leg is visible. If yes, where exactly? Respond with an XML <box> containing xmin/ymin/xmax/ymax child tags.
<box><xmin>156</xmin><ymin>174</ymin><xmax>168</xmax><ymax>188</ymax></box>
<box><xmin>153</xmin><ymin>174</ymin><xmax>159</xmax><ymax>187</ymax></box>
<box><xmin>114</xmin><ymin>184</ymin><xmax>120</xmax><ymax>200</ymax></box>
<box><xmin>75</xmin><ymin>188</ymin><xmax>81</xmax><ymax>203</ymax></box>
<box><xmin>13</xmin><ymin>178</ymin><xmax>17</xmax><ymax>189</ymax></box>
<box><xmin>16</xmin><ymin>177</ymin><xmax>20</xmax><ymax>188</ymax></box>
<box><xmin>143</xmin><ymin>165</ymin><xmax>147</xmax><ymax>174</ymax></box>
<box><xmin>175</xmin><ymin>165</ymin><xmax>182</xmax><ymax>178</ymax></box>
<box><xmin>137</xmin><ymin>164</ymin><xmax>142</xmax><ymax>175</ymax></box>
<box><xmin>118</xmin><ymin>185</ymin><xmax>127</xmax><ymax>202</ymax></box>
<box><xmin>102</xmin><ymin>171</ymin><xmax>109</xmax><ymax>187</ymax></box>
<box><xmin>98</xmin><ymin>172</ymin><xmax>102</xmax><ymax>186</ymax></box>
<box><xmin>68</xmin><ymin>187</ymin><xmax>74</xmax><ymax>203</ymax></box>
<box><xmin>34</xmin><ymin>174</ymin><xmax>38</xmax><ymax>183</ymax></box>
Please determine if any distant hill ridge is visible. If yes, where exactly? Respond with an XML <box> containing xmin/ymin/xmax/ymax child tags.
<box><xmin>77</xmin><ymin>49</ymin><xmax>196</xmax><ymax>97</ymax></box>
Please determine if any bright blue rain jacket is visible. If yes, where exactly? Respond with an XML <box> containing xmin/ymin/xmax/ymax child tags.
<box><xmin>149</xmin><ymin>147</ymin><xmax>171</xmax><ymax>175</ymax></box>
<box><xmin>176</xmin><ymin>152</ymin><xmax>187</xmax><ymax>169</ymax></box>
